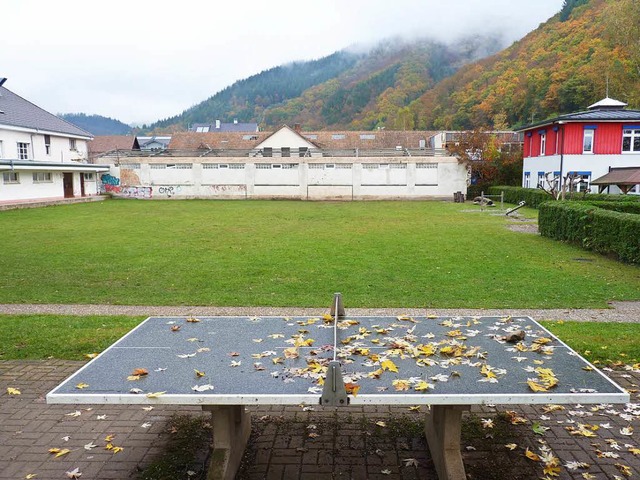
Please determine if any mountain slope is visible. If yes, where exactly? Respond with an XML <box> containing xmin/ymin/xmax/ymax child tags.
<box><xmin>408</xmin><ymin>0</ymin><xmax>640</xmax><ymax>130</ymax></box>
<box><xmin>59</xmin><ymin>113</ymin><xmax>132</xmax><ymax>136</ymax></box>
<box><xmin>148</xmin><ymin>35</ymin><xmax>503</xmax><ymax>132</ymax></box>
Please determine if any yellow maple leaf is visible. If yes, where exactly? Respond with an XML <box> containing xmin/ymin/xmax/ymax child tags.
<box><xmin>528</xmin><ymin>380</ymin><xmax>549</xmax><ymax>392</ymax></box>
<box><xmin>524</xmin><ymin>449</ymin><xmax>540</xmax><ymax>462</ymax></box>
<box><xmin>392</xmin><ymin>379</ymin><xmax>410</xmax><ymax>391</ymax></box>
<box><xmin>25</xmin><ymin>474</ymin><xmax>37</xmax><ymax>479</ymax></box>
<box><xmin>446</xmin><ymin>329</ymin><xmax>462</xmax><ymax>337</ymax></box>
<box><xmin>146</xmin><ymin>391</ymin><xmax>166</xmax><ymax>398</ymax></box>
<box><xmin>414</xmin><ymin>381</ymin><xmax>432</xmax><ymax>392</ymax></box>
<box><xmin>283</xmin><ymin>347</ymin><xmax>299</xmax><ymax>359</ymax></box>
<box><xmin>381</xmin><ymin>359</ymin><xmax>399</xmax><ymax>373</ymax></box>
<box><xmin>628</xmin><ymin>447</ymin><xmax>640</xmax><ymax>456</ymax></box>
<box><xmin>534</xmin><ymin>337</ymin><xmax>552</xmax><ymax>345</ymax></box>
<box><xmin>615</xmin><ymin>463</ymin><xmax>632</xmax><ymax>477</ymax></box>
<box><xmin>543</xmin><ymin>464</ymin><xmax>561</xmax><ymax>477</ymax></box>
<box><xmin>194</xmin><ymin>369</ymin><xmax>205</xmax><ymax>378</ymax></box>
<box><xmin>76</xmin><ymin>383</ymin><xmax>89</xmax><ymax>389</ymax></box>
<box><xmin>104</xmin><ymin>434</ymin><xmax>115</xmax><ymax>442</ymax></box>
<box><xmin>368</xmin><ymin>368</ymin><xmax>384</xmax><ymax>379</ymax></box>
<box><xmin>48</xmin><ymin>448</ymin><xmax>71</xmax><ymax>458</ymax></box>
<box><xmin>7</xmin><ymin>387</ymin><xmax>21</xmax><ymax>395</ymax></box>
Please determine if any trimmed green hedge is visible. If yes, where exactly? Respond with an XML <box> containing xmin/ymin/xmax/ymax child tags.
<box><xmin>539</xmin><ymin>201</ymin><xmax>640</xmax><ymax>264</ymax></box>
<box><xmin>488</xmin><ymin>186</ymin><xmax>640</xmax><ymax>209</ymax></box>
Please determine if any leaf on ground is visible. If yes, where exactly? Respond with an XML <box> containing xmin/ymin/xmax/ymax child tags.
<box><xmin>48</xmin><ymin>448</ymin><xmax>71</xmax><ymax>458</ymax></box>
<box><xmin>84</xmin><ymin>442</ymin><xmax>97</xmax><ymax>450</ymax></box>
<box><xmin>620</xmin><ymin>426</ymin><xmax>633</xmax><ymax>436</ymax></box>
<box><xmin>381</xmin><ymin>359</ymin><xmax>398</xmax><ymax>373</ymax></box>
<box><xmin>392</xmin><ymin>379</ymin><xmax>410</xmax><ymax>391</ymax></box>
<box><xmin>532</xmin><ymin>422</ymin><xmax>550</xmax><ymax>435</ymax></box>
<box><xmin>194</xmin><ymin>369</ymin><xmax>206</xmax><ymax>377</ymax></box>
<box><xmin>75</xmin><ymin>383</ymin><xmax>89</xmax><ymax>389</ymax></box>
<box><xmin>146</xmin><ymin>391</ymin><xmax>166</xmax><ymax>398</ymax></box>
<box><xmin>65</xmin><ymin>468</ymin><xmax>82</xmax><ymax>479</ymax></box>
<box><xmin>414</xmin><ymin>380</ymin><xmax>433</xmax><ymax>392</ymax></box>
<box><xmin>25</xmin><ymin>475</ymin><xmax>37</xmax><ymax>479</ymax></box>
<box><xmin>7</xmin><ymin>387</ymin><xmax>21</xmax><ymax>395</ymax></box>
<box><xmin>104</xmin><ymin>434</ymin><xmax>115</xmax><ymax>442</ymax></box>
<box><xmin>403</xmin><ymin>458</ymin><xmax>419</xmax><ymax>467</ymax></box>
<box><xmin>84</xmin><ymin>353</ymin><xmax>98</xmax><ymax>359</ymax></box>
<box><xmin>615</xmin><ymin>464</ymin><xmax>633</xmax><ymax>477</ymax></box>
<box><xmin>186</xmin><ymin>317</ymin><xmax>200</xmax><ymax>323</ymax></box>
<box><xmin>505</xmin><ymin>443</ymin><xmax>518</xmax><ymax>450</ymax></box>
<box><xmin>170</xmin><ymin>325</ymin><xmax>181</xmax><ymax>332</ymax></box>
<box><xmin>191</xmin><ymin>384</ymin><xmax>214</xmax><ymax>392</ymax></box>
<box><xmin>525</xmin><ymin>449</ymin><xmax>541</xmax><ymax>462</ymax></box>
<box><xmin>65</xmin><ymin>411</ymin><xmax>81</xmax><ymax>417</ymax></box>
<box><xmin>132</xmin><ymin>368</ymin><xmax>148</xmax><ymax>376</ymax></box>
<box><xmin>345</xmin><ymin>383</ymin><xmax>360</xmax><ymax>397</ymax></box>
<box><xmin>481</xmin><ymin>418</ymin><xmax>494</xmax><ymax>429</ymax></box>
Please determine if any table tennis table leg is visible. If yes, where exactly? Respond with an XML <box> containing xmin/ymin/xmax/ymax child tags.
<box><xmin>202</xmin><ymin>405</ymin><xmax>251</xmax><ymax>480</ymax></box>
<box><xmin>424</xmin><ymin>405</ymin><xmax>470</xmax><ymax>480</ymax></box>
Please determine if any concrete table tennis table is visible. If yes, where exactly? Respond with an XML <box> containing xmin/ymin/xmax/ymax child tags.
<box><xmin>48</xmin><ymin>296</ymin><xmax>629</xmax><ymax>480</ymax></box>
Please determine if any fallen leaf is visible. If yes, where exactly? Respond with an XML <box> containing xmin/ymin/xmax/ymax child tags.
<box><xmin>629</xmin><ymin>447</ymin><xmax>640</xmax><ymax>456</ymax></box>
<box><xmin>141</xmin><ymin>422</ymin><xmax>152</xmax><ymax>429</ymax></box>
<box><xmin>84</xmin><ymin>353</ymin><xmax>98</xmax><ymax>359</ymax></box>
<box><xmin>186</xmin><ymin>317</ymin><xmax>200</xmax><ymax>323</ymax></box>
<box><xmin>376</xmin><ymin>421</ymin><xmax>387</xmax><ymax>428</ymax></box>
<box><xmin>75</xmin><ymin>383</ymin><xmax>89</xmax><ymax>389</ymax></box>
<box><xmin>142</xmin><ymin>406</ymin><xmax>154</xmax><ymax>411</ymax></box>
<box><xmin>104</xmin><ymin>434</ymin><xmax>115</xmax><ymax>442</ymax></box>
<box><xmin>381</xmin><ymin>359</ymin><xmax>399</xmax><ymax>373</ymax></box>
<box><xmin>146</xmin><ymin>391</ymin><xmax>166</xmax><ymax>398</ymax></box>
<box><xmin>481</xmin><ymin>418</ymin><xmax>494</xmax><ymax>429</ymax></box>
<box><xmin>403</xmin><ymin>457</ymin><xmax>419</xmax><ymax>467</ymax></box>
<box><xmin>84</xmin><ymin>442</ymin><xmax>97</xmax><ymax>450</ymax></box>
<box><xmin>96</xmin><ymin>415</ymin><xmax>107</xmax><ymax>420</ymax></box>
<box><xmin>381</xmin><ymin>469</ymin><xmax>392</xmax><ymax>475</ymax></box>
<box><xmin>131</xmin><ymin>368</ymin><xmax>149</xmax><ymax>376</ymax></box>
<box><xmin>345</xmin><ymin>383</ymin><xmax>360</xmax><ymax>397</ymax></box>
<box><xmin>170</xmin><ymin>325</ymin><xmax>181</xmax><ymax>332</ymax></box>
<box><xmin>525</xmin><ymin>449</ymin><xmax>541</xmax><ymax>462</ymax></box>
<box><xmin>505</xmin><ymin>443</ymin><xmax>518</xmax><ymax>450</ymax></box>
<box><xmin>615</xmin><ymin>463</ymin><xmax>632</xmax><ymax>477</ymax></box>
<box><xmin>65</xmin><ymin>467</ymin><xmax>82</xmax><ymax>479</ymax></box>
<box><xmin>192</xmin><ymin>384</ymin><xmax>214</xmax><ymax>392</ymax></box>
<box><xmin>65</xmin><ymin>411</ymin><xmax>81</xmax><ymax>417</ymax></box>
<box><xmin>48</xmin><ymin>448</ymin><xmax>71</xmax><ymax>458</ymax></box>
<box><xmin>532</xmin><ymin>422</ymin><xmax>550</xmax><ymax>435</ymax></box>
<box><xmin>25</xmin><ymin>475</ymin><xmax>37</xmax><ymax>479</ymax></box>
<box><xmin>620</xmin><ymin>426</ymin><xmax>634</xmax><ymax>436</ymax></box>
<box><xmin>7</xmin><ymin>387</ymin><xmax>21</xmax><ymax>395</ymax></box>
<box><xmin>230</xmin><ymin>361</ymin><xmax>242</xmax><ymax>367</ymax></box>
<box><xmin>194</xmin><ymin>369</ymin><xmax>206</xmax><ymax>378</ymax></box>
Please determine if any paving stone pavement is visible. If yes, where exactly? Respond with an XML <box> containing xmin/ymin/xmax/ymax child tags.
<box><xmin>1</xmin><ymin>360</ymin><xmax>638</xmax><ymax>479</ymax></box>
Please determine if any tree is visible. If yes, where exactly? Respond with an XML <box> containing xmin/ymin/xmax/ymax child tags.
<box><xmin>446</xmin><ymin>129</ymin><xmax>523</xmax><ymax>188</ymax></box>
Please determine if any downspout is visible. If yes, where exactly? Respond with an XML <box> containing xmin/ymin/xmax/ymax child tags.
<box><xmin>558</xmin><ymin>121</ymin><xmax>566</xmax><ymax>200</ymax></box>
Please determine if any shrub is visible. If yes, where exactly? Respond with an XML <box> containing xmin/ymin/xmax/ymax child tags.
<box><xmin>488</xmin><ymin>186</ymin><xmax>640</xmax><ymax>209</ymax></box>
<box><xmin>538</xmin><ymin>201</ymin><xmax>640</xmax><ymax>264</ymax></box>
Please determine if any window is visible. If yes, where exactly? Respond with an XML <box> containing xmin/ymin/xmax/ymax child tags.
<box><xmin>44</xmin><ymin>135</ymin><xmax>51</xmax><ymax>155</ymax></box>
<box><xmin>229</xmin><ymin>163</ymin><xmax>245</xmax><ymax>169</ymax></box>
<box><xmin>281</xmin><ymin>147</ymin><xmax>290</xmax><ymax>157</ymax></box>
<box><xmin>242</xmin><ymin>135</ymin><xmax>258</xmax><ymax>140</ymax></box>
<box><xmin>360</xmin><ymin>134</ymin><xmax>375</xmax><ymax>140</ymax></box>
<box><xmin>389</xmin><ymin>164</ymin><xmax>407</xmax><ymax>169</ymax></box>
<box><xmin>196</xmin><ymin>126</ymin><xmax>209</xmax><ymax>132</ymax></box>
<box><xmin>17</xmin><ymin>142</ymin><xmax>29</xmax><ymax>159</ymax></box>
<box><xmin>539</xmin><ymin>133</ymin><xmax>546</xmax><ymax>156</ymax></box>
<box><xmin>298</xmin><ymin>147</ymin><xmax>309</xmax><ymax>157</ymax></box>
<box><xmin>416</xmin><ymin>163</ymin><xmax>437</xmax><ymax>169</ymax></box>
<box><xmin>263</xmin><ymin>147</ymin><xmax>272</xmax><ymax>157</ymax></box>
<box><xmin>537</xmin><ymin>172</ymin><xmax>545</xmax><ymax>188</ymax></box>
<box><xmin>622</xmin><ymin>128</ymin><xmax>640</xmax><ymax>153</ymax></box>
<box><xmin>572</xmin><ymin>172</ymin><xmax>591</xmax><ymax>193</ymax></box>
<box><xmin>69</xmin><ymin>138</ymin><xmax>77</xmax><ymax>151</ymax></box>
<box><xmin>33</xmin><ymin>172</ymin><xmax>53</xmax><ymax>183</ymax></box>
<box><xmin>582</xmin><ymin>129</ymin><xmax>595</xmax><ymax>153</ymax></box>
<box><xmin>331</xmin><ymin>134</ymin><xmax>345</xmax><ymax>140</ymax></box>
<box><xmin>524</xmin><ymin>172</ymin><xmax>531</xmax><ymax>188</ymax></box>
<box><xmin>150</xmin><ymin>164</ymin><xmax>167</xmax><ymax>169</ymax></box>
<box><xmin>3</xmin><ymin>172</ymin><xmax>19</xmax><ymax>184</ymax></box>
<box><xmin>83</xmin><ymin>173</ymin><xmax>94</xmax><ymax>181</ymax></box>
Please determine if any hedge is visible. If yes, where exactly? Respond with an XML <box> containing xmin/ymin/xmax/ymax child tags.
<box><xmin>538</xmin><ymin>201</ymin><xmax>640</xmax><ymax>264</ymax></box>
<box><xmin>487</xmin><ymin>186</ymin><xmax>640</xmax><ymax>209</ymax></box>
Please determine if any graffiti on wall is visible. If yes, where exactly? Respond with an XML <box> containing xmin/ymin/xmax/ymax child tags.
<box><xmin>157</xmin><ymin>186</ymin><xmax>182</xmax><ymax>197</ymax></box>
<box><xmin>100</xmin><ymin>174</ymin><xmax>152</xmax><ymax>199</ymax></box>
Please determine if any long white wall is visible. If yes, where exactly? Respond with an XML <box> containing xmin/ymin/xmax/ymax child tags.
<box><xmin>101</xmin><ymin>157</ymin><xmax>468</xmax><ymax>200</ymax></box>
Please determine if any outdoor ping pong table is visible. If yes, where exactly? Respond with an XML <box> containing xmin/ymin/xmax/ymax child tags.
<box><xmin>47</xmin><ymin>295</ymin><xmax>630</xmax><ymax>480</ymax></box>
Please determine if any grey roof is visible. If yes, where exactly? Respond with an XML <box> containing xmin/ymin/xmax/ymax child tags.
<box><xmin>518</xmin><ymin>108</ymin><xmax>640</xmax><ymax>131</ymax></box>
<box><xmin>0</xmin><ymin>86</ymin><xmax>93</xmax><ymax>138</ymax></box>
<box><xmin>190</xmin><ymin>122</ymin><xmax>259</xmax><ymax>133</ymax></box>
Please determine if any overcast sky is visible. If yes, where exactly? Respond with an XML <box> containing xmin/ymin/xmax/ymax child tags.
<box><xmin>2</xmin><ymin>0</ymin><xmax>564</xmax><ymax>125</ymax></box>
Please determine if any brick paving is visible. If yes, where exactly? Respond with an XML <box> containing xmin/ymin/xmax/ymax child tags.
<box><xmin>1</xmin><ymin>360</ymin><xmax>638</xmax><ymax>479</ymax></box>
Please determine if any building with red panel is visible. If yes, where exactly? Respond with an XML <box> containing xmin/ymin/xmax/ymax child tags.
<box><xmin>518</xmin><ymin>98</ymin><xmax>640</xmax><ymax>194</ymax></box>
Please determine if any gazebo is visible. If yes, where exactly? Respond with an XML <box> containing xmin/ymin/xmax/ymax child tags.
<box><xmin>590</xmin><ymin>167</ymin><xmax>640</xmax><ymax>194</ymax></box>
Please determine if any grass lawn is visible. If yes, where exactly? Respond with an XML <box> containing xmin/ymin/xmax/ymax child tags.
<box><xmin>0</xmin><ymin>199</ymin><xmax>639</xmax><ymax>308</ymax></box>
<box><xmin>1</xmin><ymin>315</ymin><xmax>637</xmax><ymax>366</ymax></box>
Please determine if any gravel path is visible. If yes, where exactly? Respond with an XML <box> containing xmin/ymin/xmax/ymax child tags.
<box><xmin>1</xmin><ymin>301</ymin><xmax>639</xmax><ymax>322</ymax></box>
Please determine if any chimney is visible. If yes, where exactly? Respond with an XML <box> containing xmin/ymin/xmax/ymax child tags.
<box><xmin>215</xmin><ymin>119</ymin><xmax>221</xmax><ymax>130</ymax></box>
<box><xmin>294</xmin><ymin>123</ymin><xmax>301</xmax><ymax>133</ymax></box>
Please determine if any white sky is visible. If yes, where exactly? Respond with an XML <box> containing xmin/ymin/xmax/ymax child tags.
<box><xmin>2</xmin><ymin>0</ymin><xmax>564</xmax><ymax>125</ymax></box>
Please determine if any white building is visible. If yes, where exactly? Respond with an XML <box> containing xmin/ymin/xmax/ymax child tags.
<box><xmin>0</xmin><ymin>78</ymin><xmax>108</xmax><ymax>203</ymax></box>
<box><xmin>96</xmin><ymin>125</ymin><xmax>469</xmax><ymax>200</ymax></box>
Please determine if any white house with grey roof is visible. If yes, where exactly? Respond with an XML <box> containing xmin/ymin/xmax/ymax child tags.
<box><xmin>0</xmin><ymin>78</ymin><xmax>109</xmax><ymax>203</ymax></box>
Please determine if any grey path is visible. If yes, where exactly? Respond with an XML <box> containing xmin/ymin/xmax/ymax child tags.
<box><xmin>1</xmin><ymin>301</ymin><xmax>640</xmax><ymax>322</ymax></box>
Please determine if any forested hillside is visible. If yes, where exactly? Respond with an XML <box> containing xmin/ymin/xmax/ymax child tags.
<box><xmin>147</xmin><ymin>35</ymin><xmax>502</xmax><ymax>132</ymax></box>
<box><xmin>407</xmin><ymin>0</ymin><xmax>640</xmax><ymax>129</ymax></box>
<box><xmin>59</xmin><ymin>113</ymin><xmax>132</xmax><ymax>136</ymax></box>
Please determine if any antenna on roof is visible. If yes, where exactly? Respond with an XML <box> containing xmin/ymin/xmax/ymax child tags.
<box><xmin>0</xmin><ymin>77</ymin><xmax>6</xmax><ymax>87</ymax></box>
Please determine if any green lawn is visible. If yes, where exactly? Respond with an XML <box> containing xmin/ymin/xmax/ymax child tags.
<box><xmin>0</xmin><ymin>199</ymin><xmax>639</xmax><ymax>308</ymax></box>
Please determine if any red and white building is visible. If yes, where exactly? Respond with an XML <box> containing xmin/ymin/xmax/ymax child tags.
<box><xmin>519</xmin><ymin>98</ymin><xmax>640</xmax><ymax>194</ymax></box>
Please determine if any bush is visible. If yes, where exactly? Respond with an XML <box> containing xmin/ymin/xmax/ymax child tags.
<box><xmin>538</xmin><ymin>201</ymin><xmax>640</xmax><ymax>264</ymax></box>
<box><xmin>487</xmin><ymin>186</ymin><xmax>550</xmax><ymax>208</ymax></box>
<box><xmin>488</xmin><ymin>186</ymin><xmax>640</xmax><ymax>209</ymax></box>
